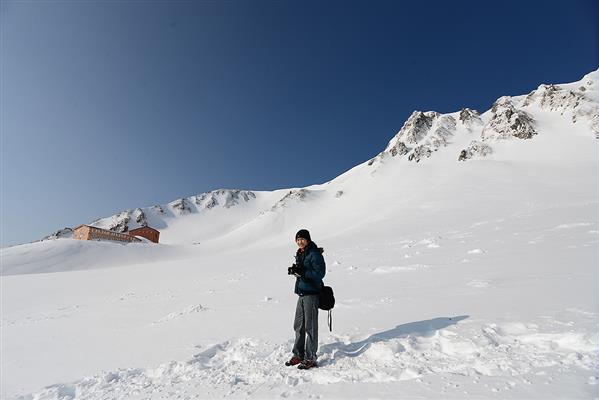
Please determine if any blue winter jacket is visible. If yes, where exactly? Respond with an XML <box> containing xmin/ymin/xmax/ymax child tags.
<box><xmin>294</xmin><ymin>241</ymin><xmax>326</xmax><ymax>296</ymax></box>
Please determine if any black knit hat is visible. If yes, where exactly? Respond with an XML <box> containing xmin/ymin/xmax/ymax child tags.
<box><xmin>295</xmin><ymin>229</ymin><xmax>311</xmax><ymax>242</ymax></box>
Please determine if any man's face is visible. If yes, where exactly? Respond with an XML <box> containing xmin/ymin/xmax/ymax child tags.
<box><xmin>296</xmin><ymin>237</ymin><xmax>308</xmax><ymax>249</ymax></box>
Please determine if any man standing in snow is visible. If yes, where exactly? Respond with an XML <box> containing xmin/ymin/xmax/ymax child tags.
<box><xmin>286</xmin><ymin>229</ymin><xmax>326</xmax><ymax>369</ymax></box>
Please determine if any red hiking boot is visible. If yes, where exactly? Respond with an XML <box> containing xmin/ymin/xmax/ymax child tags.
<box><xmin>285</xmin><ymin>356</ymin><xmax>302</xmax><ymax>366</ymax></box>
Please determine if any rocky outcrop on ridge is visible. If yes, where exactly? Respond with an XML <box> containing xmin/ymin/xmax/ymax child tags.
<box><xmin>41</xmin><ymin>227</ymin><xmax>73</xmax><ymax>241</ymax></box>
<box><xmin>481</xmin><ymin>97</ymin><xmax>537</xmax><ymax>141</ymax></box>
<box><xmin>459</xmin><ymin>108</ymin><xmax>483</xmax><ymax>130</ymax></box>
<box><xmin>369</xmin><ymin>111</ymin><xmax>458</xmax><ymax>164</ymax></box>
<box><xmin>194</xmin><ymin>190</ymin><xmax>256</xmax><ymax>210</ymax></box>
<box><xmin>458</xmin><ymin>141</ymin><xmax>493</xmax><ymax>161</ymax></box>
<box><xmin>270</xmin><ymin>189</ymin><xmax>311</xmax><ymax>211</ymax></box>
<box><xmin>522</xmin><ymin>77</ymin><xmax>599</xmax><ymax>139</ymax></box>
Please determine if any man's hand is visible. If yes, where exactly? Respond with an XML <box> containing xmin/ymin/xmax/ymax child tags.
<box><xmin>288</xmin><ymin>264</ymin><xmax>304</xmax><ymax>277</ymax></box>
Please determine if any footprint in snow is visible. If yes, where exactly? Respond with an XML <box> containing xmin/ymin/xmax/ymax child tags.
<box><xmin>550</xmin><ymin>222</ymin><xmax>593</xmax><ymax>231</ymax></box>
<box><xmin>153</xmin><ymin>304</ymin><xmax>209</xmax><ymax>324</ymax></box>
<box><xmin>467</xmin><ymin>280</ymin><xmax>490</xmax><ymax>288</ymax></box>
<box><xmin>467</xmin><ymin>249</ymin><xmax>486</xmax><ymax>255</ymax></box>
<box><xmin>371</xmin><ymin>264</ymin><xmax>429</xmax><ymax>273</ymax></box>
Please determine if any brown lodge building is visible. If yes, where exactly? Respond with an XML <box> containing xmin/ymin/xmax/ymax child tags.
<box><xmin>73</xmin><ymin>225</ymin><xmax>160</xmax><ymax>243</ymax></box>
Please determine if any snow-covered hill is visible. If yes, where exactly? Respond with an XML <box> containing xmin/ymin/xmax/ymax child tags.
<box><xmin>35</xmin><ymin>69</ymin><xmax>599</xmax><ymax>250</ymax></box>
<box><xmin>1</xmin><ymin>69</ymin><xmax>598</xmax><ymax>399</ymax></box>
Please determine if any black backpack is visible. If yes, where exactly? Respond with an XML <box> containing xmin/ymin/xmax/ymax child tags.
<box><xmin>319</xmin><ymin>285</ymin><xmax>335</xmax><ymax>331</ymax></box>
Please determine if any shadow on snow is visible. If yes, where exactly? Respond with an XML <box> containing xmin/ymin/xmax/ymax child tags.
<box><xmin>319</xmin><ymin>315</ymin><xmax>469</xmax><ymax>365</ymax></box>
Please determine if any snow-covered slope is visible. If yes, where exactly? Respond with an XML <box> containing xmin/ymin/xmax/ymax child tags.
<box><xmin>36</xmin><ymin>70</ymin><xmax>599</xmax><ymax>252</ymax></box>
<box><xmin>1</xmin><ymin>69</ymin><xmax>598</xmax><ymax>399</ymax></box>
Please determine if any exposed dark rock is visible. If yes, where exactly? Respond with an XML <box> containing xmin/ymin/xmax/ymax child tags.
<box><xmin>482</xmin><ymin>97</ymin><xmax>537</xmax><ymax>141</ymax></box>
<box><xmin>170</xmin><ymin>198</ymin><xmax>192</xmax><ymax>215</ymax></box>
<box><xmin>42</xmin><ymin>227</ymin><xmax>73</xmax><ymax>241</ymax></box>
<box><xmin>271</xmin><ymin>189</ymin><xmax>310</xmax><ymax>211</ymax></box>
<box><xmin>397</xmin><ymin>111</ymin><xmax>439</xmax><ymax>145</ymax></box>
<box><xmin>133</xmin><ymin>208</ymin><xmax>147</xmax><ymax>226</ymax></box>
<box><xmin>389</xmin><ymin>141</ymin><xmax>410</xmax><ymax>157</ymax></box>
<box><xmin>458</xmin><ymin>141</ymin><xmax>493</xmax><ymax>161</ymax></box>
<box><xmin>151</xmin><ymin>205</ymin><xmax>165</xmax><ymax>214</ymax></box>
<box><xmin>194</xmin><ymin>189</ymin><xmax>256</xmax><ymax>210</ymax></box>
<box><xmin>407</xmin><ymin>145</ymin><xmax>432</xmax><ymax>163</ymax></box>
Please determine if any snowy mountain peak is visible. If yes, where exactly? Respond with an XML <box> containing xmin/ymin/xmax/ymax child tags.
<box><xmin>84</xmin><ymin>189</ymin><xmax>257</xmax><ymax>235</ymax></box>
<box><xmin>481</xmin><ymin>96</ymin><xmax>537</xmax><ymax>141</ymax></box>
<box><xmin>368</xmin><ymin>110</ymin><xmax>459</xmax><ymax>164</ymax></box>
<box><xmin>192</xmin><ymin>189</ymin><xmax>257</xmax><ymax>211</ymax></box>
<box><xmin>392</xmin><ymin>110</ymin><xmax>440</xmax><ymax>146</ymax></box>
<box><xmin>40</xmin><ymin>69</ymin><xmax>599</xmax><ymax>244</ymax></box>
<box><xmin>367</xmin><ymin>69</ymin><xmax>599</xmax><ymax>167</ymax></box>
<box><xmin>89</xmin><ymin>207</ymin><xmax>148</xmax><ymax>233</ymax></box>
<box><xmin>458</xmin><ymin>108</ymin><xmax>483</xmax><ymax>127</ymax></box>
<box><xmin>520</xmin><ymin>72</ymin><xmax>599</xmax><ymax>138</ymax></box>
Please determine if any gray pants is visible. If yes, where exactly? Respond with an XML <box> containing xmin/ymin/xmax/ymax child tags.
<box><xmin>292</xmin><ymin>294</ymin><xmax>319</xmax><ymax>361</ymax></box>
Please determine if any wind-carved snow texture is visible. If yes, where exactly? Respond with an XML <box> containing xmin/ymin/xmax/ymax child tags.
<box><xmin>481</xmin><ymin>97</ymin><xmax>537</xmax><ymax>141</ymax></box>
<box><xmin>19</xmin><ymin>318</ymin><xmax>598</xmax><ymax>400</ymax></box>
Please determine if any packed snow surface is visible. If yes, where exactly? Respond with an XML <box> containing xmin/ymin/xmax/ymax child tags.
<box><xmin>2</xmin><ymin>69</ymin><xmax>598</xmax><ymax>399</ymax></box>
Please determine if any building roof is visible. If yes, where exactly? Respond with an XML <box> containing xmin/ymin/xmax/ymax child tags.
<box><xmin>129</xmin><ymin>226</ymin><xmax>160</xmax><ymax>234</ymax></box>
<box><xmin>73</xmin><ymin>224</ymin><xmax>159</xmax><ymax>235</ymax></box>
<box><xmin>73</xmin><ymin>224</ymin><xmax>126</xmax><ymax>234</ymax></box>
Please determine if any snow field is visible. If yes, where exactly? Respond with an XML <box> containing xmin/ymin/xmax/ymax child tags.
<box><xmin>18</xmin><ymin>315</ymin><xmax>597</xmax><ymax>400</ymax></box>
<box><xmin>4</xmin><ymin>201</ymin><xmax>598</xmax><ymax>399</ymax></box>
<box><xmin>3</xmin><ymin>70</ymin><xmax>599</xmax><ymax>399</ymax></box>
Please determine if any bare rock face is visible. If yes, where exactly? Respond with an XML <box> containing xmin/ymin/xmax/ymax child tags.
<box><xmin>42</xmin><ymin>227</ymin><xmax>73</xmax><ymax>241</ymax></box>
<box><xmin>482</xmin><ymin>97</ymin><xmax>537</xmax><ymax>141</ymax></box>
<box><xmin>151</xmin><ymin>205</ymin><xmax>165</xmax><ymax>214</ymax></box>
<box><xmin>405</xmin><ymin>114</ymin><xmax>457</xmax><ymax>162</ymax></box>
<box><xmin>407</xmin><ymin>145</ymin><xmax>432</xmax><ymax>162</ymax></box>
<box><xmin>459</xmin><ymin>108</ymin><xmax>483</xmax><ymax>129</ymax></box>
<box><xmin>369</xmin><ymin>111</ymin><xmax>457</xmax><ymax>165</ymax></box>
<box><xmin>388</xmin><ymin>141</ymin><xmax>411</xmax><ymax>158</ymax></box>
<box><xmin>169</xmin><ymin>198</ymin><xmax>193</xmax><ymax>215</ymax></box>
<box><xmin>427</xmin><ymin>114</ymin><xmax>457</xmax><ymax>146</ymax></box>
<box><xmin>194</xmin><ymin>189</ymin><xmax>256</xmax><ymax>210</ymax></box>
<box><xmin>133</xmin><ymin>208</ymin><xmax>147</xmax><ymax>226</ymax></box>
<box><xmin>458</xmin><ymin>141</ymin><xmax>493</xmax><ymax>161</ymax></box>
<box><xmin>398</xmin><ymin>111</ymin><xmax>440</xmax><ymax>145</ymax></box>
<box><xmin>216</xmin><ymin>189</ymin><xmax>256</xmax><ymax>208</ymax></box>
<box><xmin>110</xmin><ymin>211</ymin><xmax>133</xmax><ymax>232</ymax></box>
<box><xmin>271</xmin><ymin>189</ymin><xmax>310</xmax><ymax>211</ymax></box>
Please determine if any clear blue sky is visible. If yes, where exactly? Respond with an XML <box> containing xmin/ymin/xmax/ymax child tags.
<box><xmin>1</xmin><ymin>0</ymin><xmax>597</xmax><ymax>247</ymax></box>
